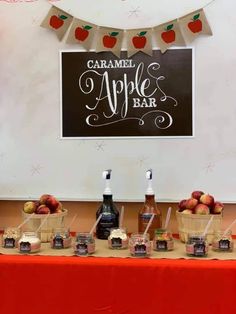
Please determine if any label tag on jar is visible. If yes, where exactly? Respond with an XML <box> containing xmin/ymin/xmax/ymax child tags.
<box><xmin>20</xmin><ymin>241</ymin><xmax>31</xmax><ymax>253</ymax></box>
<box><xmin>4</xmin><ymin>238</ymin><xmax>15</xmax><ymax>248</ymax></box>
<box><xmin>111</xmin><ymin>237</ymin><xmax>122</xmax><ymax>248</ymax></box>
<box><xmin>53</xmin><ymin>235</ymin><xmax>64</xmax><ymax>249</ymax></box>
<box><xmin>134</xmin><ymin>244</ymin><xmax>146</xmax><ymax>257</ymax></box>
<box><xmin>156</xmin><ymin>240</ymin><xmax>167</xmax><ymax>251</ymax></box>
<box><xmin>219</xmin><ymin>239</ymin><xmax>230</xmax><ymax>250</ymax></box>
<box><xmin>193</xmin><ymin>242</ymin><xmax>205</xmax><ymax>256</ymax></box>
<box><xmin>76</xmin><ymin>243</ymin><xmax>88</xmax><ymax>255</ymax></box>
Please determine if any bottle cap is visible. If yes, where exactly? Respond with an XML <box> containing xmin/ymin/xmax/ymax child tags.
<box><xmin>146</xmin><ymin>169</ymin><xmax>154</xmax><ymax>195</ymax></box>
<box><xmin>102</xmin><ymin>169</ymin><xmax>112</xmax><ymax>195</ymax></box>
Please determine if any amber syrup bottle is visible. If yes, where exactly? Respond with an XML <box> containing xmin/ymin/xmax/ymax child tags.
<box><xmin>138</xmin><ymin>169</ymin><xmax>162</xmax><ymax>240</ymax></box>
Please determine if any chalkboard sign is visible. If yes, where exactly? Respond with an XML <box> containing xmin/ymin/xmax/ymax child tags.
<box><xmin>60</xmin><ymin>49</ymin><xmax>193</xmax><ymax>138</ymax></box>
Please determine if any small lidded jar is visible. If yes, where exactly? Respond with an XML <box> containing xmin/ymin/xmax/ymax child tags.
<box><xmin>186</xmin><ymin>233</ymin><xmax>208</xmax><ymax>257</ymax></box>
<box><xmin>108</xmin><ymin>227</ymin><xmax>128</xmax><ymax>249</ymax></box>
<box><xmin>50</xmin><ymin>228</ymin><xmax>72</xmax><ymax>249</ymax></box>
<box><xmin>153</xmin><ymin>228</ymin><xmax>174</xmax><ymax>251</ymax></box>
<box><xmin>74</xmin><ymin>232</ymin><xmax>95</xmax><ymax>256</ymax></box>
<box><xmin>212</xmin><ymin>230</ymin><xmax>234</xmax><ymax>252</ymax></box>
<box><xmin>129</xmin><ymin>233</ymin><xmax>152</xmax><ymax>257</ymax></box>
<box><xmin>2</xmin><ymin>227</ymin><xmax>21</xmax><ymax>248</ymax></box>
<box><xmin>18</xmin><ymin>231</ymin><xmax>41</xmax><ymax>253</ymax></box>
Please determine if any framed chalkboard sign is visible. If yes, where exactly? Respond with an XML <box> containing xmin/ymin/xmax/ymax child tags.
<box><xmin>60</xmin><ymin>49</ymin><xmax>193</xmax><ymax>138</ymax></box>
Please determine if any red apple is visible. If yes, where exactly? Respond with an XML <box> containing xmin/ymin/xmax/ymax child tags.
<box><xmin>161</xmin><ymin>24</ymin><xmax>175</xmax><ymax>44</ymax></box>
<box><xmin>23</xmin><ymin>201</ymin><xmax>37</xmax><ymax>214</ymax></box>
<box><xmin>39</xmin><ymin>194</ymin><xmax>51</xmax><ymax>205</ymax></box>
<box><xmin>45</xmin><ymin>195</ymin><xmax>59</xmax><ymax>213</ymax></box>
<box><xmin>55</xmin><ymin>201</ymin><xmax>63</xmax><ymax>213</ymax></box>
<box><xmin>178</xmin><ymin>199</ymin><xmax>187</xmax><ymax>212</ymax></box>
<box><xmin>185</xmin><ymin>198</ymin><xmax>198</xmax><ymax>210</ymax></box>
<box><xmin>49</xmin><ymin>15</ymin><xmax>67</xmax><ymax>30</ymax></box>
<box><xmin>188</xmin><ymin>14</ymin><xmax>202</xmax><ymax>33</ymax></box>
<box><xmin>191</xmin><ymin>190</ymin><xmax>204</xmax><ymax>201</ymax></box>
<box><xmin>132</xmin><ymin>31</ymin><xmax>147</xmax><ymax>49</ymax></box>
<box><xmin>211</xmin><ymin>201</ymin><xmax>224</xmax><ymax>214</ymax></box>
<box><xmin>194</xmin><ymin>204</ymin><xmax>210</xmax><ymax>215</ymax></box>
<box><xmin>36</xmin><ymin>205</ymin><xmax>50</xmax><ymax>215</ymax></box>
<box><xmin>74</xmin><ymin>25</ymin><xmax>92</xmax><ymax>41</ymax></box>
<box><xmin>103</xmin><ymin>32</ymin><xmax>119</xmax><ymax>48</ymax></box>
<box><xmin>200</xmin><ymin>194</ymin><xmax>214</xmax><ymax>207</ymax></box>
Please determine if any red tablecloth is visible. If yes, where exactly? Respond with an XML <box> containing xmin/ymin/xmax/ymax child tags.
<box><xmin>0</xmin><ymin>255</ymin><xmax>235</xmax><ymax>314</ymax></box>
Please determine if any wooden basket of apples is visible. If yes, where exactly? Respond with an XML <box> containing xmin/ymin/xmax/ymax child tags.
<box><xmin>22</xmin><ymin>194</ymin><xmax>67</xmax><ymax>242</ymax></box>
<box><xmin>176</xmin><ymin>190</ymin><xmax>223</xmax><ymax>244</ymax></box>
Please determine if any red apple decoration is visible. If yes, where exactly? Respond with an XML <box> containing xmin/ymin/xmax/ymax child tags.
<box><xmin>49</xmin><ymin>15</ymin><xmax>68</xmax><ymax>30</ymax></box>
<box><xmin>200</xmin><ymin>194</ymin><xmax>214</xmax><ymax>207</ymax></box>
<box><xmin>185</xmin><ymin>198</ymin><xmax>198</xmax><ymax>210</ymax></box>
<box><xmin>191</xmin><ymin>190</ymin><xmax>204</xmax><ymax>201</ymax></box>
<box><xmin>74</xmin><ymin>25</ymin><xmax>92</xmax><ymax>41</ymax></box>
<box><xmin>161</xmin><ymin>24</ymin><xmax>175</xmax><ymax>44</ymax></box>
<box><xmin>194</xmin><ymin>204</ymin><xmax>210</xmax><ymax>215</ymax></box>
<box><xmin>36</xmin><ymin>205</ymin><xmax>50</xmax><ymax>215</ymax></box>
<box><xmin>103</xmin><ymin>32</ymin><xmax>119</xmax><ymax>48</ymax></box>
<box><xmin>188</xmin><ymin>14</ymin><xmax>202</xmax><ymax>33</ymax></box>
<box><xmin>211</xmin><ymin>201</ymin><xmax>224</xmax><ymax>215</ymax></box>
<box><xmin>132</xmin><ymin>31</ymin><xmax>147</xmax><ymax>49</ymax></box>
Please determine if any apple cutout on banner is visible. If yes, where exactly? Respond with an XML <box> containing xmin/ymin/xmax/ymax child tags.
<box><xmin>49</xmin><ymin>14</ymin><xmax>68</xmax><ymax>29</ymax></box>
<box><xmin>75</xmin><ymin>25</ymin><xmax>92</xmax><ymax>41</ymax></box>
<box><xmin>188</xmin><ymin>13</ymin><xmax>202</xmax><ymax>33</ymax></box>
<box><xmin>103</xmin><ymin>32</ymin><xmax>119</xmax><ymax>48</ymax></box>
<box><xmin>132</xmin><ymin>31</ymin><xmax>147</xmax><ymax>49</ymax></box>
<box><xmin>161</xmin><ymin>24</ymin><xmax>176</xmax><ymax>44</ymax></box>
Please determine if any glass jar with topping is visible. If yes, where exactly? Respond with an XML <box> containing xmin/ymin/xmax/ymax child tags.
<box><xmin>74</xmin><ymin>232</ymin><xmax>95</xmax><ymax>256</ymax></box>
<box><xmin>186</xmin><ymin>233</ymin><xmax>208</xmax><ymax>257</ymax></box>
<box><xmin>153</xmin><ymin>228</ymin><xmax>174</xmax><ymax>251</ymax></box>
<box><xmin>18</xmin><ymin>231</ymin><xmax>41</xmax><ymax>253</ymax></box>
<box><xmin>2</xmin><ymin>227</ymin><xmax>21</xmax><ymax>248</ymax></box>
<box><xmin>129</xmin><ymin>233</ymin><xmax>152</xmax><ymax>257</ymax></box>
<box><xmin>50</xmin><ymin>228</ymin><xmax>72</xmax><ymax>249</ymax></box>
<box><xmin>212</xmin><ymin>230</ymin><xmax>234</xmax><ymax>252</ymax></box>
<box><xmin>108</xmin><ymin>227</ymin><xmax>128</xmax><ymax>249</ymax></box>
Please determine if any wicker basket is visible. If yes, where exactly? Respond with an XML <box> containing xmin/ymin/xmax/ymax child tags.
<box><xmin>22</xmin><ymin>209</ymin><xmax>68</xmax><ymax>242</ymax></box>
<box><xmin>176</xmin><ymin>210</ymin><xmax>222</xmax><ymax>244</ymax></box>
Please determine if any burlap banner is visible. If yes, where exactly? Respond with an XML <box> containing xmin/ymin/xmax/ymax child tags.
<box><xmin>66</xmin><ymin>18</ymin><xmax>97</xmax><ymax>50</ymax></box>
<box><xmin>41</xmin><ymin>5</ymin><xmax>73</xmax><ymax>41</ymax></box>
<box><xmin>126</xmin><ymin>28</ymin><xmax>153</xmax><ymax>57</ymax></box>
<box><xmin>179</xmin><ymin>9</ymin><xmax>212</xmax><ymax>43</ymax></box>
<box><xmin>154</xmin><ymin>19</ymin><xmax>186</xmax><ymax>53</ymax></box>
<box><xmin>95</xmin><ymin>27</ymin><xmax>124</xmax><ymax>57</ymax></box>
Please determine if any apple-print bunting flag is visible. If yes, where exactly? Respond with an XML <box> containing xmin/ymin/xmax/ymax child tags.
<box><xmin>66</xmin><ymin>18</ymin><xmax>97</xmax><ymax>50</ymax></box>
<box><xmin>41</xmin><ymin>5</ymin><xmax>73</xmax><ymax>41</ymax></box>
<box><xmin>126</xmin><ymin>28</ymin><xmax>152</xmax><ymax>57</ymax></box>
<box><xmin>95</xmin><ymin>27</ymin><xmax>124</xmax><ymax>58</ymax></box>
<box><xmin>154</xmin><ymin>19</ymin><xmax>186</xmax><ymax>53</ymax></box>
<box><xmin>179</xmin><ymin>9</ymin><xmax>212</xmax><ymax>43</ymax></box>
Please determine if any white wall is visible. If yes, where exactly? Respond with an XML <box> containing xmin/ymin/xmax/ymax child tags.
<box><xmin>0</xmin><ymin>0</ymin><xmax>236</xmax><ymax>202</ymax></box>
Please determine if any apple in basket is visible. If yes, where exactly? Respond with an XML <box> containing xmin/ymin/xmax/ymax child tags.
<box><xmin>23</xmin><ymin>201</ymin><xmax>37</xmax><ymax>214</ymax></box>
<box><xmin>23</xmin><ymin>194</ymin><xmax>63</xmax><ymax>214</ymax></box>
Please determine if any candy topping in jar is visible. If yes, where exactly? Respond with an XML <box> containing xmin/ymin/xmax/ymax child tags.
<box><xmin>74</xmin><ymin>232</ymin><xmax>95</xmax><ymax>256</ymax></box>
<box><xmin>51</xmin><ymin>228</ymin><xmax>71</xmax><ymax>249</ymax></box>
<box><xmin>18</xmin><ymin>231</ymin><xmax>41</xmax><ymax>253</ymax></box>
<box><xmin>212</xmin><ymin>230</ymin><xmax>234</xmax><ymax>252</ymax></box>
<box><xmin>2</xmin><ymin>227</ymin><xmax>21</xmax><ymax>248</ymax></box>
<box><xmin>186</xmin><ymin>234</ymin><xmax>208</xmax><ymax>257</ymax></box>
<box><xmin>129</xmin><ymin>233</ymin><xmax>151</xmax><ymax>257</ymax></box>
<box><xmin>108</xmin><ymin>228</ymin><xmax>128</xmax><ymax>249</ymax></box>
<box><xmin>154</xmin><ymin>228</ymin><xmax>174</xmax><ymax>251</ymax></box>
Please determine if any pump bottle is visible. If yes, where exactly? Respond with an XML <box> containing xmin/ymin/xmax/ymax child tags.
<box><xmin>138</xmin><ymin>169</ymin><xmax>162</xmax><ymax>240</ymax></box>
<box><xmin>96</xmin><ymin>170</ymin><xmax>119</xmax><ymax>239</ymax></box>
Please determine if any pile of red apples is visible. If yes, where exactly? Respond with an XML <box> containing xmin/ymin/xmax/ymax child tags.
<box><xmin>23</xmin><ymin>194</ymin><xmax>63</xmax><ymax>215</ymax></box>
<box><xmin>178</xmin><ymin>191</ymin><xmax>224</xmax><ymax>215</ymax></box>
